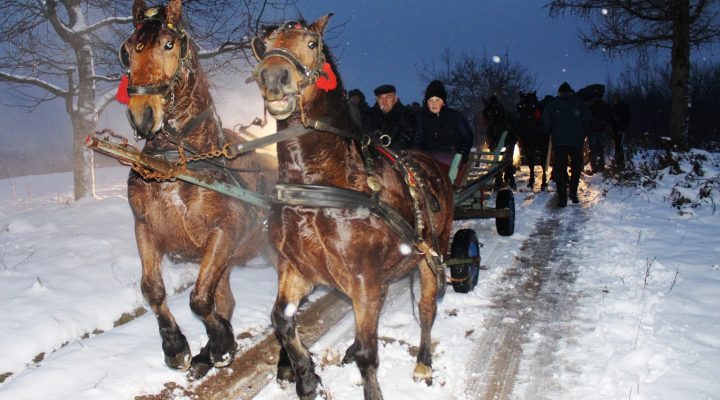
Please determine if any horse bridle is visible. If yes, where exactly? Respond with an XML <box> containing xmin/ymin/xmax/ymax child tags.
<box><xmin>119</xmin><ymin>8</ymin><xmax>191</xmax><ymax>101</ymax></box>
<box><xmin>249</xmin><ymin>20</ymin><xmax>327</xmax><ymax>91</ymax></box>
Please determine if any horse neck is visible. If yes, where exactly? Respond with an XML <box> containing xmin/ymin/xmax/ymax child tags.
<box><xmin>166</xmin><ymin>63</ymin><xmax>221</xmax><ymax>152</ymax></box>
<box><xmin>275</xmin><ymin>95</ymin><xmax>362</xmax><ymax>186</ymax></box>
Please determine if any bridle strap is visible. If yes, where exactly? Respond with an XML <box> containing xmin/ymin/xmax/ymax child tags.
<box><xmin>127</xmin><ymin>83</ymin><xmax>171</xmax><ymax>96</ymax></box>
<box><xmin>263</xmin><ymin>48</ymin><xmax>314</xmax><ymax>79</ymax></box>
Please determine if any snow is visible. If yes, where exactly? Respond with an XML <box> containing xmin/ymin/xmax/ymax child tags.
<box><xmin>0</xmin><ymin>151</ymin><xmax>719</xmax><ymax>399</ymax></box>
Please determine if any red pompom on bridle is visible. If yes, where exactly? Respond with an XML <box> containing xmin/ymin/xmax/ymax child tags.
<box><xmin>116</xmin><ymin>74</ymin><xmax>130</xmax><ymax>104</ymax></box>
<box><xmin>315</xmin><ymin>62</ymin><xmax>337</xmax><ymax>92</ymax></box>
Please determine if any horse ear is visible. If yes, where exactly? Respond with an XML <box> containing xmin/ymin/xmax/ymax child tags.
<box><xmin>310</xmin><ymin>13</ymin><xmax>334</xmax><ymax>35</ymax></box>
<box><xmin>132</xmin><ymin>0</ymin><xmax>146</xmax><ymax>23</ymax></box>
<box><xmin>165</xmin><ymin>0</ymin><xmax>182</xmax><ymax>26</ymax></box>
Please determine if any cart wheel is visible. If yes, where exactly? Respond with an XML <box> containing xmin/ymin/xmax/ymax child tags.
<box><xmin>450</xmin><ymin>229</ymin><xmax>481</xmax><ymax>293</ymax></box>
<box><xmin>495</xmin><ymin>188</ymin><xmax>515</xmax><ymax>236</ymax></box>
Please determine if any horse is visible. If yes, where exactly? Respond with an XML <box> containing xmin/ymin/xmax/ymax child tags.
<box><xmin>482</xmin><ymin>95</ymin><xmax>518</xmax><ymax>189</ymax></box>
<box><xmin>250</xmin><ymin>15</ymin><xmax>454</xmax><ymax>400</ymax></box>
<box><xmin>516</xmin><ymin>91</ymin><xmax>550</xmax><ymax>191</ymax></box>
<box><xmin>120</xmin><ymin>0</ymin><xmax>277</xmax><ymax>379</ymax></box>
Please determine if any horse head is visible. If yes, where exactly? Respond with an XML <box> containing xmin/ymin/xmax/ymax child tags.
<box><xmin>482</xmin><ymin>95</ymin><xmax>507</xmax><ymax>128</ymax></box>
<box><xmin>120</xmin><ymin>0</ymin><xmax>194</xmax><ymax>139</ymax></box>
<box><xmin>250</xmin><ymin>14</ymin><xmax>335</xmax><ymax>120</ymax></box>
<box><xmin>516</xmin><ymin>91</ymin><xmax>539</xmax><ymax>119</ymax></box>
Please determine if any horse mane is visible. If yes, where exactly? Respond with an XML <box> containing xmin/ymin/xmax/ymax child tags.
<box><xmin>319</xmin><ymin>46</ymin><xmax>360</xmax><ymax>135</ymax></box>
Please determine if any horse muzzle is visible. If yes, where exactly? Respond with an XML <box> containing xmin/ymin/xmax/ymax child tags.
<box><xmin>256</xmin><ymin>64</ymin><xmax>300</xmax><ymax>120</ymax></box>
<box><xmin>126</xmin><ymin>106</ymin><xmax>161</xmax><ymax>140</ymax></box>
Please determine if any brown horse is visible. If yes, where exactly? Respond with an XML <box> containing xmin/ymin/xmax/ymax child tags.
<box><xmin>121</xmin><ymin>0</ymin><xmax>276</xmax><ymax>379</ymax></box>
<box><xmin>251</xmin><ymin>15</ymin><xmax>454</xmax><ymax>400</ymax></box>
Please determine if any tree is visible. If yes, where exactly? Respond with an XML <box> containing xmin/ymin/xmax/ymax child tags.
<box><xmin>546</xmin><ymin>0</ymin><xmax>720</xmax><ymax>149</ymax></box>
<box><xmin>0</xmin><ymin>0</ymin><xmax>290</xmax><ymax>200</ymax></box>
<box><xmin>419</xmin><ymin>49</ymin><xmax>536</xmax><ymax>135</ymax></box>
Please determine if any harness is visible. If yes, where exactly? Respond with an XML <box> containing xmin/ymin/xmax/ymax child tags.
<box><xmin>247</xmin><ymin>22</ymin><xmax>447</xmax><ymax>279</ymax></box>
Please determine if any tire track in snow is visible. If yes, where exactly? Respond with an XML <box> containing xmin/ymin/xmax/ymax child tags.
<box><xmin>464</xmin><ymin>187</ymin><xmax>593</xmax><ymax>399</ymax></box>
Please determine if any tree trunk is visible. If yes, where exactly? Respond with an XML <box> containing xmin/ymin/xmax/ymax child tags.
<box><xmin>670</xmin><ymin>0</ymin><xmax>691</xmax><ymax>150</ymax></box>
<box><xmin>72</xmin><ymin>116</ymin><xmax>96</xmax><ymax>200</ymax></box>
<box><xmin>69</xmin><ymin>26</ymin><xmax>99</xmax><ymax>200</ymax></box>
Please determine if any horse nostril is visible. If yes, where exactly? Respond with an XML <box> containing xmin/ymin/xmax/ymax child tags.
<box><xmin>279</xmin><ymin>68</ymin><xmax>290</xmax><ymax>86</ymax></box>
<box><xmin>142</xmin><ymin>107</ymin><xmax>154</xmax><ymax>130</ymax></box>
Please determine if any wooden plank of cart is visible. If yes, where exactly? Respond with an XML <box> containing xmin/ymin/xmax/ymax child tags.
<box><xmin>444</xmin><ymin>130</ymin><xmax>515</xmax><ymax>293</ymax></box>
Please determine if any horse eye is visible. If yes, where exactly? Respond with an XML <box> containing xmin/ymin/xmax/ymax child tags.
<box><xmin>308</xmin><ymin>41</ymin><xmax>317</xmax><ymax>49</ymax></box>
<box><xmin>165</xmin><ymin>41</ymin><xmax>175</xmax><ymax>50</ymax></box>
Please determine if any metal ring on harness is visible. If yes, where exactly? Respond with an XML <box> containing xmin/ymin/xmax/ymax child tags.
<box><xmin>379</xmin><ymin>134</ymin><xmax>392</xmax><ymax>147</ymax></box>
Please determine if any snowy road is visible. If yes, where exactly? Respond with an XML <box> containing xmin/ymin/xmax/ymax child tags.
<box><xmin>13</xmin><ymin>165</ymin><xmax>710</xmax><ymax>400</ymax></box>
<box><xmin>139</xmin><ymin>174</ymin><xmax>597</xmax><ymax>400</ymax></box>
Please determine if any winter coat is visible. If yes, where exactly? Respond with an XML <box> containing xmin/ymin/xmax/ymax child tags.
<box><xmin>348</xmin><ymin>100</ymin><xmax>371</xmax><ymax>132</ymax></box>
<box><xmin>612</xmin><ymin>100</ymin><xmax>631</xmax><ymax>131</ymax></box>
<box><xmin>366</xmin><ymin>101</ymin><xmax>415</xmax><ymax>152</ymax></box>
<box><xmin>414</xmin><ymin>107</ymin><xmax>474</xmax><ymax>160</ymax></box>
<box><xmin>541</xmin><ymin>94</ymin><xmax>592</xmax><ymax>150</ymax></box>
<box><xmin>588</xmin><ymin>98</ymin><xmax>613</xmax><ymax>133</ymax></box>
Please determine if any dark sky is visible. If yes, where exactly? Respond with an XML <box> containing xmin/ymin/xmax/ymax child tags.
<box><xmin>1</xmin><ymin>1</ymin><xmax>718</xmax><ymax>156</ymax></box>
<box><xmin>296</xmin><ymin>0</ymin><xmax>627</xmax><ymax>103</ymax></box>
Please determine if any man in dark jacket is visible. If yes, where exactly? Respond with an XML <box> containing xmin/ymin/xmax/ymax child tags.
<box><xmin>587</xmin><ymin>96</ymin><xmax>613</xmax><ymax>174</ymax></box>
<box><xmin>542</xmin><ymin>82</ymin><xmax>592</xmax><ymax>207</ymax></box>
<box><xmin>366</xmin><ymin>84</ymin><xmax>415</xmax><ymax>152</ymax></box>
<box><xmin>413</xmin><ymin>80</ymin><xmax>474</xmax><ymax>174</ymax></box>
<box><xmin>610</xmin><ymin>93</ymin><xmax>631</xmax><ymax>167</ymax></box>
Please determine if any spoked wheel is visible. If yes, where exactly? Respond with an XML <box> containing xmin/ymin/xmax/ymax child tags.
<box><xmin>495</xmin><ymin>188</ymin><xmax>515</xmax><ymax>236</ymax></box>
<box><xmin>450</xmin><ymin>229</ymin><xmax>481</xmax><ymax>293</ymax></box>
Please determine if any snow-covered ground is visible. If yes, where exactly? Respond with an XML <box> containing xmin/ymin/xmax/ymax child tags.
<box><xmin>0</xmin><ymin>151</ymin><xmax>718</xmax><ymax>399</ymax></box>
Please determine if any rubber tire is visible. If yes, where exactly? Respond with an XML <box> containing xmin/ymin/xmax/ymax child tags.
<box><xmin>450</xmin><ymin>229</ymin><xmax>481</xmax><ymax>293</ymax></box>
<box><xmin>495</xmin><ymin>188</ymin><xmax>515</xmax><ymax>236</ymax></box>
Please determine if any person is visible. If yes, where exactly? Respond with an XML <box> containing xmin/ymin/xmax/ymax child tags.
<box><xmin>542</xmin><ymin>82</ymin><xmax>592</xmax><ymax>207</ymax></box>
<box><xmin>610</xmin><ymin>92</ymin><xmax>631</xmax><ymax>167</ymax></box>
<box><xmin>347</xmin><ymin>88</ymin><xmax>370</xmax><ymax>131</ymax></box>
<box><xmin>365</xmin><ymin>84</ymin><xmax>415</xmax><ymax>152</ymax></box>
<box><xmin>587</xmin><ymin>95</ymin><xmax>613</xmax><ymax>174</ymax></box>
<box><xmin>413</xmin><ymin>80</ymin><xmax>474</xmax><ymax>175</ymax></box>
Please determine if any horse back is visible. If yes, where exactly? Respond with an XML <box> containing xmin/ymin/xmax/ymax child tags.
<box><xmin>268</xmin><ymin>147</ymin><xmax>453</xmax><ymax>288</ymax></box>
<box><xmin>127</xmin><ymin>148</ymin><xmax>277</xmax><ymax>265</ymax></box>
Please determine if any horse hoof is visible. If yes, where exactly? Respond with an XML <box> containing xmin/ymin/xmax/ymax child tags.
<box><xmin>341</xmin><ymin>341</ymin><xmax>359</xmax><ymax>365</ymax></box>
<box><xmin>164</xmin><ymin>348</ymin><xmax>191</xmax><ymax>371</ymax></box>
<box><xmin>298</xmin><ymin>377</ymin><xmax>325</xmax><ymax>400</ymax></box>
<box><xmin>212</xmin><ymin>350</ymin><xmax>235</xmax><ymax>368</ymax></box>
<box><xmin>412</xmin><ymin>363</ymin><xmax>433</xmax><ymax>385</ymax></box>
<box><xmin>277</xmin><ymin>364</ymin><xmax>296</xmax><ymax>383</ymax></box>
<box><xmin>188</xmin><ymin>355</ymin><xmax>213</xmax><ymax>380</ymax></box>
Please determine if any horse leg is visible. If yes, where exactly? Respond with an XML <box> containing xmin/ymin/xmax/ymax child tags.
<box><xmin>347</xmin><ymin>276</ymin><xmax>385</xmax><ymax>400</ymax></box>
<box><xmin>271</xmin><ymin>262</ymin><xmax>319</xmax><ymax>399</ymax></box>
<box><xmin>540</xmin><ymin>163</ymin><xmax>548</xmax><ymax>192</ymax></box>
<box><xmin>413</xmin><ymin>259</ymin><xmax>437</xmax><ymax>385</ymax></box>
<box><xmin>136</xmin><ymin>223</ymin><xmax>191</xmax><ymax>370</ymax></box>
<box><xmin>527</xmin><ymin>156</ymin><xmax>536</xmax><ymax>190</ymax></box>
<box><xmin>188</xmin><ymin>230</ymin><xmax>238</xmax><ymax>379</ymax></box>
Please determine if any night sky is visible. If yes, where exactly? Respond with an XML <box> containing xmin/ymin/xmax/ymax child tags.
<box><xmin>294</xmin><ymin>0</ymin><xmax>627</xmax><ymax>104</ymax></box>
<box><xmin>1</xmin><ymin>1</ymin><xmax>718</xmax><ymax>156</ymax></box>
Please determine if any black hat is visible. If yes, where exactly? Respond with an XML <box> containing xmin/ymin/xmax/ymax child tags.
<box><xmin>558</xmin><ymin>82</ymin><xmax>573</xmax><ymax>94</ymax></box>
<box><xmin>373</xmin><ymin>84</ymin><xmax>396</xmax><ymax>96</ymax></box>
<box><xmin>424</xmin><ymin>80</ymin><xmax>447</xmax><ymax>103</ymax></box>
<box><xmin>348</xmin><ymin>88</ymin><xmax>365</xmax><ymax>101</ymax></box>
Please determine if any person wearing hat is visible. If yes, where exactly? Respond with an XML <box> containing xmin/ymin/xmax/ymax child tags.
<box><xmin>413</xmin><ymin>80</ymin><xmax>474</xmax><ymax>177</ymax></box>
<box><xmin>347</xmin><ymin>88</ymin><xmax>370</xmax><ymax>131</ymax></box>
<box><xmin>366</xmin><ymin>84</ymin><xmax>415</xmax><ymax>152</ymax></box>
<box><xmin>541</xmin><ymin>82</ymin><xmax>592</xmax><ymax>207</ymax></box>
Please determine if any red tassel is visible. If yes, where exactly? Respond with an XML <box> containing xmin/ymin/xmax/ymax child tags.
<box><xmin>315</xmin><ymin>62</ymin><xmax>337</xmax><ymax>92</ymax></box>
<box><xmin>116</xmin><ymin>74</ymin><xmax>130</xmax><ymax>104</ymax></box>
